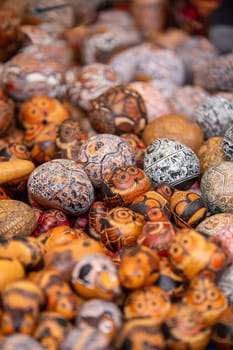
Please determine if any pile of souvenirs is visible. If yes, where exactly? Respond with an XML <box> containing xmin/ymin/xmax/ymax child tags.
<box><xmin>0</xmin><ymin>0</ymin><xmax>232</xmax><ymax>349</ymax></box>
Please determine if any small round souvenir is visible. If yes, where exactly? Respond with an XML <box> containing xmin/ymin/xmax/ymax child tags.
<box><xmin>218</xmin><ymin>264</ymin><xmax>233</xmax><ymax>305</ymax></box>
<box><xmin>137</xmin><ymin>210</ymin><xmax>175</xmax><ymax>256</ymax></box>
<box><xmin>194</xmin><ymin>52</ymin><xmax>233</xmax><ymax>92</ymax></box>
<box><xmin>169</xmin><ymin>189</ymin><xmax>208</xmax><ymax>228</ymax></box>
<box><xmin>33</xmin><ymin>311</ymin><xmax>71</xmax><ymax>350</ymax></box>
<box><xmin>135</xmin><ymin>49</ymin><xmax>185</xmax><ymax>86</ymax></box>
<box><xmin>19</xmin><ymin>95</ymin><xmax>70</xmax><ymax>164</ymax></box>
<box><xmin>222</xmin><ymin>123</ymin><xmax>233</xmax><ymax>161</ymax></box>
<box><xmin>0</xmin><ymin>199</ymin><xmax>36</xmax><ymax>237</ymax></box>
<box><xmin>21</xmin><ymin>40</ymin><xmax>74</xmax><ymax>68</ymax></box>
<box><xmin>76</xmin><ymin>133</ymin><xmax>136</xmax><ymax>188</ymax></box>
<box><xmin>68</xmin><ymin>63</ymin><xmax>121</xmax><ymax>111</ymax></box>
<box><xmin>120</xmin><ymin>133</ymin><xmax>146</xmax><ymax>168</ymax></box>
<box><xmin>37</xmin><ymin>225</ymin><xmax>87</xmax><ymax>250</ymax></box>
<box><xmin>27</xmin><ymin>159</ymin><xmax>94</xmax><ymax>216</ymax></box>
<box><xmin>55</xmin><ymin>119</ymin><xmax>88</xmax><ymax>160</ymax></box>
<box><xmin>168</xmin><ymin>228</ymin><xmax>229</xmax><ymax>281</ymax></box>
<box><xmin>88</xmin><ymin>201</ymin><xmax>107</xmax><ymax>241</ymax></box>
<box><xmin>193</xmin><ymin>96</ymin><xmax>233</xmax><ymax>139</ymax></box>
<box><xmin>108</xmin><ymin>44</ymin><xmax>150</xmax><ymax>83</ymax></box>
<box><xmin>102</xmin><ymin>165</ymin><xmax>151</xmax><ymax>208</ymax></box>
<box><xmin>155</xmin><ymin>256</ymin><xmax>186</xmax><ymax>301</ymax></box>
<box><xmin>162</xmin><ymin>301</ymin><xmax>212</xmax><ymax>350</ymax></box>
<box><xmin>168</xmin><ymin>85</ymin><xmax>209</xmax><ymax>119</ymax></box>
<box><xmin>130</xmin><ymin>189</ymin><xmax>171</xmax><ymax>220</ymax></box>
<box><xmin>143</xmin><ymin>138</ymin><xmax>200</xmax><ymax>190</ymax></box>
<box><xmin>128</xmin><ymin>81</ymin><xmax>171</xmax><ymax>123</ymax></box>
<box><xmin>71</xmin><ymin>253</ymin><xmax>121</xmax><ymax>300</ymax></box>
<box><xmin>43</xmin><ymin>237</ymin><xmax>104</xmax><ymax>280</ymax></box>
<box><xmin>123</xmin><ymin>285</ymin><xmax>171</xmax><ymax>322</ymax></box>
<box><xmin>88</xmin><ymin>84</ymin><xmax>147</xmax><ymax>135</ymax></box>
<box><xmin>0</xmin><ymin>334</ymin><xmax>43</xmax><ymax>350</ymax></box>
<box><xmin>197</xmin><ymin>137</ymin><xmax>226</xmax><ymax>176</ymax></box>
<box><xmin>32</xmin><ymin>208</ymin><xmax>70</xmax><ymax>237</ymax></box>
<box><xmin>82</xmin><ymin>22</ymin><xmax>140</xmax><ymax>65</ymax></box>
<box><xmin>100</xmin><ymin>207</ymin><xmax>144</xmax><ymax>252</ymax></box>
<box><xmin>200</xmin><ymin>161</ymin><xmax>233</xmax><ymax>214</ymax></box>
<box><xmin>76</xmin><ymin>299</ymin><xmax>122</xmax><ymax>341</ymax></box>
<box><xmin>118</xmin><ymin>245</ymin><xmax>160</xmax><ymax>290</ymax></box>
<box><xmin>2</xmin><ymin>53</ymin><xmax>66</xmax><ymax>101</ymax></box>
<box><xmin>175</xmin><ymin>36</ymin><xmax>218</xmax><ymax>82</ymax></box>
<box><xmin>1</xmin><ymin>279</ymin><xmax>44</xmax><ymax>335</ymax></box>
<box><xmin>197</xmin><ymin>213</ymin><xmax>233</xmax><ymax>263</ymax></box>
<box><xmin>183</xmin><ymin>274</ymin><xmax>228</xmax><ymax>326</ymax></box>
<box><xmin>212</xmin><ymin>306</ymin><xmax>233</xmax><ymax>350</ymax></box>
<box><xmin>29</xmin><ymin>269</ymin><xmax>82</xmax><ymax>321</ymax></box>
<box><xmin>116</xmin><ymin>318</ymin><xmax>166</xmax><ymax>350</ymax></box>
<box><xmin>142</xmin><ymin>114</ymin><xmax>204</xmax><ymax>152</ymax></box>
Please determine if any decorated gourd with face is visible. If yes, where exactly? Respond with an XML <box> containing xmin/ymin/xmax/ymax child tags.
<box><xmin>116</xmin><ymin>318</ymin><xmax>166</xmax><ymax>350</ymax></box>
<box><xmin>29</xmin><ymin>269</ymin><xmax>83</xmax><ymax>320</ymax></box>
<box><xmin>123</xmin><ymin>285</ymin><xmax>171</xmax><ymax>322</ymax></box>
<box><xmin>33</xmin><ymin>311</ymin><xmax>72</xmax><ymax>350</ymax></box>
<box><xmin>162</xmin><ymin>301</ymin><xmax>212</xmax><ymax>350</ymax></box>
<box><xmin>71</xmin><ymin>253</ymin><xmax>121</xmax><ymax>300</ymax></box>
<box><xmin>118</xmin><ymin>245</ymin><xmax>160</xmax><ymax>290</ymax></box>
<box><xmin>183</xmin><ymin>274</ymin><xmax>228</xmax><ymax>326</ymax></box>
<box><xmin>1</xmin><ymin>280</ymin><xmax>44</xmax><ymax>335</ymax></box>
<box><xmin>19</xmin><ymin>95</ymin><xmax>70</xmax><ymax>164</ymax></box>
<box><xmin>102</xmin><ymin>165</ymin><xmax>151</xmax><ymax>208</ymax></box>
<box><xmin>88</xmin><ymin>84</ymin><xmax>147</xmax><ymax>135</ymax></box>
<box><xmin>76</xmin><ymin>298</ymin><xmax>122</xmax><ymax>341</ymax></box>
<box><xmin>100</xmin><ymin>207</ymin><xmax>144</xmax><ymax>252</ymax></box>
<box><xmin>168</xmin><ymin>228</ymin><xmax>229</xmax><ymax>281</ymax></box>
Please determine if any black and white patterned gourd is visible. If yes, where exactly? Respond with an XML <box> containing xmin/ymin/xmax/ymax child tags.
<box><xmin>143</xmin><ymin>138</ymin><xmax>200</xmax><ymax>190</ymax></box>
<box><xmin>200</xmin><ymin>161</ymin><xmax>233</xmax><ymax>214</ymax></box>
<box><xmin>193</xmin><ymin>96</ymin><xmax>233</xmax><ymax>139</ymax></box>
<box><xmin>194</xmin><ymin>53</ymin><xmax>233</xmax><ymax>93</ymax></box>
<box><xmin>222</xmin><ymin>123</ymin><xmax>233</xmax><ymax>160</ymax></box>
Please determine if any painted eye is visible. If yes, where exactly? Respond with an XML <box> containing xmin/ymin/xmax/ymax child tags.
<box><xmin>170</xmin><ymin>243</ymin><xmax>183</xmax><ymax>257</ymax></box>
<box><xmin>116</xmin><ymin>172</ymin><xmax>130</xmax><ymax>183</ymax></box>
<box><xmin>207</xmin><ymin>289</ymin><xmax>219</xmax><ymax>302</ymax></box>
<box><xmin>181</xmin><ymin>237</ymin><xmax>192</xmax><ymax>247</ymax></box>
<box><xmin>137</xmin><ymin>303</ymin><xmax>143</xmax><ymax>309</ymax></box>
<box><xmin>193</xmin><ymin>291</ymin><xmax>205</xmax><ymax>304</ymax></box>
<box><xmin>39</xmin><ymin>98</ymin><xmax>49</xmax><ymax>108</ymax></box>
<box><xmin>29</xmin><ymin>107</ymin><xmax>39</xmax><ymax>117</ymax></box>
